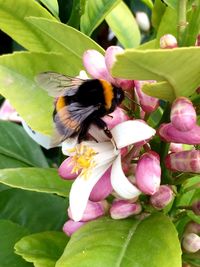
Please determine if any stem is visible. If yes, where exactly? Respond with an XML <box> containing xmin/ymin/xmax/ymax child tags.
<box><xmin>177</xmin><ymin>0</ymin><xmax>188</xmax><ymax>46</ymax></box>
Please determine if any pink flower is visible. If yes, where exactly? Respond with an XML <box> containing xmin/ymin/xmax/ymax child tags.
<box><xmin>102</xmin><ymin>107</ymin><xmax>129</xmax><ymax>130</ymax></box>
<box><xmin>170</xmin><ymin>97</ymin><xmax>196</xmax><ymax>132</ymax></box>
<box><xmin>83</xmin><ymin>46</ymin><xmax>134</xmax><ymax>90</ymax></box>
<box><xmin>158</xmin><ymin>123</ymin><xmax>200</xmax><ymax>145</ymax></box>
<box><xmin>150</xmin><ymin>185</ymin><xmax>174</xmax><ymax>210</ymax></box>
<box><xmin>0</xmin><ymin>99</ymin><xmax>21</xmax><ymax>122</ymax></box>
<box><xmin>135</xmin><ymin>151</ymin><xmax>161</xmax><ymax>195</ymax></box>
<box><xmin>192</xmin><ymin>200</ymin><xmax>200</xmax><ymax>215</ymax></box>
<box><xmin>165</xmin><ymin>150</ymin><xmax>200</xmax><ymax>173</ymax></box>
<box><xmin>134</xmin><ymin>80</ymin><xmax>159</xmax><ymax>113</ymax></box>
<box><xmin>110</xmin><ymin>199</ymin><xmax>142</xmax><ymax>219</ymax></box>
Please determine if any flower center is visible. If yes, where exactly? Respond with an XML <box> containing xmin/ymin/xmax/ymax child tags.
<box><xmin>69</xmin><ymin>144</ymin><xmax>97</xmax><ymax>179</ymax></box>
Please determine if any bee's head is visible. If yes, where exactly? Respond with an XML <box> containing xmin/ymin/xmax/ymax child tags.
<box><xmin>114</xmin><ymin>87</ymin><xmax>125</xmax><ymax>105</ymax></box>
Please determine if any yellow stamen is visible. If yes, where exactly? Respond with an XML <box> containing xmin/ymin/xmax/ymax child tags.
<box><xmin>69</xmin><ymin>144</ymin><xmax>97</xmax><ymax>179</ymax></box>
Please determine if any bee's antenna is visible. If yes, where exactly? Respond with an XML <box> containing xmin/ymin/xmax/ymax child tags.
<box><xmin>124</xmin><ymin>92</ymin><xmax>141</xmax><ymax>107</ymax></box>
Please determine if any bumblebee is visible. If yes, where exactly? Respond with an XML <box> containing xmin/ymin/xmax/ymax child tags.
<box><xmin>36</xmin><ymin>72</ymin><xmax>124</xmax><ymax>145</ymax></box>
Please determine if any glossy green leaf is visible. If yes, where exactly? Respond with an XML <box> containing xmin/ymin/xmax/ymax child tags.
<box><xmin>15</xmin><ymin>231</ymin><xmax>69</xmax><ymax>267</ymax></box>
<box><xmin>105</xmin><ymin>1</ymin><xmax>141</xmax><ymax>48</ymax></box>
<box><xmin>39</xmin><ymin>0</ymin><xmax>59</xmax><ymax>18</ymax></box>
<box><xmin>0</xmin><ymin>189</ymin><xmax>67</xmax><ymax>233</ymax></box>
<box><xmin>80</xmin><ymin>0</ymin><xmax>121</xmax><ymax>36</ymax></box>
<box><xmin>0</xmin><ymin>52</ymin><xmax>75</xmax><ymax>135</ymax></box>
<box><xmin>0</xmin><ymin>0</ymin><xmax>55</xmax><ymax>51</ymax></box>
<box><xmin>68</xmin><ymin>0</ymin><xmax>85</xmax><ymax>28</ymax></box>
<box><xmin>56</xmin><ymin>214</ymin><xmax>181</xmax><ymax>267</ymax></box>
<box><xmin>0</xmin><ymin>167</ymin><xmax>72</xmax><ymax>197</ymax></box>
<box><xmin>151</xmin><ymin>0</ymin><xmax>166</xmax><ymax>30</ymax></box>
<box><xmin>0</xmin><ymin>219</ymin><xmax>32</xmax><ymax>267</ymax></box>
<box><xmin>0</xmin><ymin>121</ymin><xmax>48</xmax><ymax>168</ymax></box>
<box><xmin>112</xmin><ymin>47</ymin><xmax>200</xmax><ymax>102</ymax></box>
<box><xmin>26</xmin><ymin>17</ymin><xmax>104</xmax><ymax>57</ymax></box>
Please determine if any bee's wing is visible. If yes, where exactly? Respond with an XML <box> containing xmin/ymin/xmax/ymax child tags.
<box><xmin>51</xmin><ymin>103</ymin><xmax>99</xmax><ymax>146</ymax></box>
<box><xmin>36</xmin><ymin>71</ymin><xmax>86</xmax><ymax>97</ymax></box>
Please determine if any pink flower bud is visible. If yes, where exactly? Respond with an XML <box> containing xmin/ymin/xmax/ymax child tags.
<box><xmin>165</xmin><ymin>150</ymin><xmax>200</xmax><ymax>173</ymax></box>
<box><xmin>192</xmin><ymin>201</ymin><xmax>200</xmax><ymax>215</ymax></box>
<box><xmin>195</xmin><ymin>34</ymin><xmax>200</xmax><ymax>46</ymax></box>
<box><xmin>110</xmin><ymin>199</ymin><xmax>142</xmax><ymax>219</ymax></box>
<box><xmin>158</xmin><ymin>123</ymin><xmax>200</xmax><ymax>145</ymax></box>
<box><xmin>171</xmin><ymin>97</ymin><xmax>196</xmax><ymax>132</ymax></box>
<box><xmin>58</xmin><ymin>157</ymin><xmax>79</xmax><ymax>180</ymax></box>
<box><xmin>63</xmin><ymin>220</ymin><xmax>85</xmax><ymax>236</ymax></box>
<box><xmin>89</xmin><ymin>168</ymin><xmax>113</xmax><ymax>202</ymax></box>
<box><xmin>105</xmin><ymin>46</ymin><xmax>134</xmax><ymax>90</ymax></box>
<box><xmin>134</xmin><ymin>80</ymin><xmax>159</xmax><ymax>113</ymax></box>
<box><xmin>160</xmin><ymin>34</ymin><xmax>178</xmax><ymax>49</ymax></box>
<box><xmin>169</xmin><ymin>143</ymin><xmax>184</xmax><ymax>152</ymax></box>
<box><xmin>150</xmin><ymin>185</ymin><xmax>174</xmax><ymax>210</ymax></box>
<box><xmin>68</xmin><ymin>200</ymin><xmax>106</xmax><ymax>222</ymax></box>
<box><xmin>102</xmin><ymin>108</ymin><xmax>129</xmax><ymax>130</ymax></box>
<box><xmin>135</xmin><ymin>151</ymin><xmax>161</xmax><ymax>195</ymax></box>
<box><xmin>83</xmin><ymin>50</ymin><xmax>114</xmax><ymax>83</ymax></box>
<box><xmin>182</xmin><ymin>233</ymin><xmax>200</xmax><ymax>253</ymax></box>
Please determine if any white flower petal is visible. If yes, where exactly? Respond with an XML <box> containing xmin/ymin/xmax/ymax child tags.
<box><xmin>62</xmin><ymin>137</ymin><xmax>78</xmax><ymax>155</ymax></box>
<box><xmin>69</xmin><ymin>163</ymin><xmax>112</xmax><ymax>221</ymax></box>
<box><xmin>111</xmin><ymin>154</ymin><xmax>141</xmax><ymax>199</ymax></box>
<box><xmin>89</xmin><ymin>125</ymin><xmax>110</xmax><ymax>142</ymax></box>
<box><xmin>111</xmin><ymin>120</ymin><xmax>156</xmax><ymax>149</ymax></box>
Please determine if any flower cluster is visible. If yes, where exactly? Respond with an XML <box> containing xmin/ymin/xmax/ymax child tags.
<box><xmin>57</xmin><ymin>35</ymin><xmax>200</xmax><ymax>237</ymax></box>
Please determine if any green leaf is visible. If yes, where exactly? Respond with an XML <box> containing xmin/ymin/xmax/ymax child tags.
<box><xmin>105</xmin><ymin>1</ymin><xmax>141</xmax><ymax>48</ymax></box>
<box><xmin>182</xmin><ymin>0</ymin><xmax>200</xmax><ymax>46</ymax></box>
<box><xmin>68</xmin><ymin>0</ymin><xmax>86</xmax><ymax>28</ymax></box>
<box><xmin>39</xmin><ymin>0</ymin><xmax>59</xmax><ymax>19</ymax></box>
<box><xmin>0</xmin><ymin>167</ymin><xmax>72</xmax><ymax>197</ymax></box>
<box><xmin>0</xmin><ymin>219</ymin><xmax>32</xmax><ymax>267</ymax></box>
<box><xmin>80</xmin><ymin>0</ymin><xmax>121</xmax><ymax>36</ymax></box>
<box><xmin>112</xmin><ymin>47</ymin><xmax>200</xmax><ymax>102</ymax></box>
<box><xmin>56</xmin><ymin>214</ymin><xmax>181</xmax><ymax>267</ymax></box>
<box><xmin>0</xmin><ymin>189</ymin><xmax>67</xmax><ymax>233</ymax></box>
<box><xmin>0</xmin><ymin>52</ymin><xmax>75</xmax><ymax>135</ymax></box>
<box><xmin>141</xmin><ymin>0</ymin><xmax>154</xmax><ymax>10</ymax></box>
<box><xmin>151</xmin><ymin>0</ymin><xmax>166</xmax><ymax>30</ymax></box>
<box><xmin>15</xmin><ymin>231</ymin><xmax>69</xmax><ymax>267</ymax></box>
<box><xmin>26</xmin><ymin>17</ymin><xmax>104</xmax><ymax>57</ymax></box>
<box><xmin>0</xmin><ymin>121</ymin><xmax>48</xmax><ymax>168</ymax></box>
<box><xmin>0</xmin><ymin>0</ymin><xmax>55</xmax><ymax>51</ymax></box>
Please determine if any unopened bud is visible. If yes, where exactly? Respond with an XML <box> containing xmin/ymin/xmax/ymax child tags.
<box><xmin>171</xmin><ymin>97</ymin><xmax>196</xmax><ymax>132</ymax></box>
<box><xmin>63</xmin><ymin>220</ymin><xmax>85</xmax><ymax>236</ymax></box>
<box><xmin>158</xmin><ymin>123</ymin><xmax>200</xmax><ymax>145</ymax></box>
<box><xmin>89</xmin><ymin>168</ymin><xmax>112</xmax><ymax>202</ymax></box>
<box><xmin>185</xmin><ymin>222</ymin><xmax>200</xmax><ymax>235</ymax></box>
<box><xmin>182</xmin><ymin>233</ymin><xmax>200</xmax><ymax>253</ymax></box>
<box><xmin>134</xmin><ymin>80</ymin><xmax>159</xmax><ymax>113</ymax></box>
<box><xmin>103</xmin><ymin>108</ymin><xmax>129</xmax><ymax>130</ymax></box>
<box><xmin>135</xmin><ymin>151</ymin><xmax>161</xmax><ymax>195</ymax></box>
<box><xmin>58</xmin><ymin>157</ymin><xmax>79</xmax><ymax>180</ymax></box>
<box><xmin>110</xmin><ymin>199</ymin><xmax>142</xmax><ymax>219</ymax></box>
<box><xmin>165</xmin><ymin>150</ymin><xmax>200</xmax><ymax>173</ymax></box>
<box><xmin>169</xmin><ymin>143</ymin><xmax>184</xmax><ymax>152</ymax></box>
<box><xmin>68</xmin><ymin>200</ymin><xmax>106</xmax><ymax>222</ymax></box>
<box><xmin>150</xmin><ymin>185</ymin><xmax>174</xmax><ymax>210</ymax></box>
<box><xmin>160</xmin><ymin>34</ymin><xmax>178</xmax><ymax>49</ymax></box>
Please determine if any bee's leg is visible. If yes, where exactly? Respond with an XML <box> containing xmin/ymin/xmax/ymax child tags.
<box><xmin>94</xmin><ymin>117</ymin><xmax>112</xmax><ymax>139</ymax></box>
<box><xmin>77</xmin><ymin>118</ymin><xmax>93</xmax><ymax>143</ymax></box>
